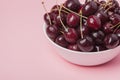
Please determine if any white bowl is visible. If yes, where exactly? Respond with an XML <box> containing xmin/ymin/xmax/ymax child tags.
<box><xmin>43</xmin><ymin>24</ymin><xmax>120</xmax><ymax>66</ymax></box>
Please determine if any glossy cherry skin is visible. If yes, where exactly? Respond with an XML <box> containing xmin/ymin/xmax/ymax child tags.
<box><xmin>103</xmin><ymin>22</ymin><xmax>113</xmax><ymax>34</ymax></box>
<box><xmin>109</xmin><ymin>0</ymin><xmax>119</xmax><ymax>11</ymax></box>
<box><xmin>93</xmin><ymin>45</ymin><xmax>106</xmax><ymax>52</ymax></box>
<box><xmin>116</xmin><ymin>29</ymin><xmax>120</xmax><ymax>40</ymax></box>
<box><xmin>91</xmin><ymin>30</ymin><xmax>105</xmax><ymax>45</ymax></box>
<box><xmin>64</xmin><ymin>28</ymin><xmax>78</xmax><ymax>44</ymax></box>
<box><xmin>64</xmin><ymin>0</ymin><xmax>81</xmax><ymax>12</ymax></box>
<box><xmin>107</xmin><ymin>11</ymin><xmax>114</xmax><ymax>16</ymax></box>
<box><xmin>104</xmin><ymin>34</ymin><xmax>119</xmax><ymax>49</ymax></box>
<box><xmin>82</xmin><ymin>1</ymin><xmax>98</xmax><ymax>16</ymax></box>
<box><xmin>100</xmin><ymin>0</ymin><xmax>106</xmax><ymax>4</ymax></box>
<box><xmin>46</xmin><ymin>25</ymin><xmax>59</xmax><ymax>40</ymax></box>
<box><xmin>67</xmin><ymin>44</ymin><xmax>79</xmax><ymax>51</ymax></box>
<box><xmin>110</xmin><ymin>14</ymin><xmax>120</xmax><ymax>25</ymax></box>
<box><xmin>51</xmin><ymin>5</ymin><xmax>60</xmax><ymax>14</ymax></box>
<box><xmin>55</xmin><ymin>35</ymin><xmax>69</xmax><ymax>48</ymax></box>
<box><xmin>77</xmin><ymin>36</ymin><xmax>94</xmax><ymax>52</ymax></box>
<box><xmin>95</xmin><ymin>10</ymin><xmax>108</xmax><ymax>24</ymax></box>
<box><xmin>54</xmin><ymin>12</ymin><xmax>66</xmax><ymax>27</ymax></box>
<box><xmin>83</xmin><ymin>19</ymin><xmax>87</xmax><ymax>26</ymax></box>
<box><xmin>87</xmin><ymin>15</ymin><xmax>101</xmax><ymax>30</ymax></box>
<box><xmin>44</xmin><ymin>13</ymin><xmax>52</xmax><ymax>25</ymax></box>
<box><xmin>67</xmin><ymin>13</ymin><xmax>80</xmax><ymax>28</ymax></box>
<box><xmin>77</xmin><ymin>25</ymin><xmax>89</xmax><ymax>37</ymax></box>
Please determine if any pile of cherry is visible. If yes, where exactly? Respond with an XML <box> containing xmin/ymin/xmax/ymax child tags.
<box><xmin>43</xmin><ymin>0</ymin><xmax>120</xmax><ymax>52</ymax></box>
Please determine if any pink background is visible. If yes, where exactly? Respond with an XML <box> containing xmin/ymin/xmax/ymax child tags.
<box><xmin>0</xmin><ymin>0</ymin><xmax>120</xmax><ymax>80</ymax></box>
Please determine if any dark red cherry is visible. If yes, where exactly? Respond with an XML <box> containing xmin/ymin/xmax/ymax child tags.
<box><xmin>55</xmin><ymin>35</ymin><xmax>69</xmax><ymax>48</ymax></box>
<box><xmin>64</xmin><ymin>28</ymin><xmax>78</xmax><ymax>44</ymax></box>
<box><xmin>91</xmin><ymin>30</ymin><xmax>105</xmax><ymax>45</ymax></box>
<box><xmin>114</xmin><ymin>7</ymin><xmax>120</xmax><ymax>15</ymax></box>
<box><xmin>83</xmin><ymin>19</ymin><xmax>88</xmax><ymax>26</ymax></box>
<box><xmin>110</xmin><ymin>14</ymin><xmax>120</xmax><ymax>25</ymax></box>
<box><xmin>93</xmin><ymin>45</ymin><xmax>107</xmax><ymax>52</ymax></box>
<box><xmin>109</xmin><ymin>0</ymin><xmax>119</xmax><ymax>11</ymax></box>
<box><xmin>107</xmin><ymin>11</ymin><xmax>114</xmax><ymax>16</ymax></box>
<box><xmin>95</xmin><ymin>10</ymin><xmax>108</xmax><ymax>24</ymax></box>
<box><xmin>46</xmin><ymin>25</ymin><xmax>59</xmax><ymax>40</ymax></box>
<box><xmin>67</xmin><ymin>44</ymin><xmax>79</xmax><ymax>51</ymax></box>
<box><xmin>103</xmin><ymin>22</ymin><xmax>113</xmax><ymax>34</ymax></box>
<box><xmin>77</xmin><ymin>36</ymin><xmax>94</xmax><ymax>52</ymax></box>
<box><xmin>100</xmin><ymin>0</ymin><xmax>106</xmax><ymax>4</ymax></box>
<box><xmin>77</xmin><ymin>25</ymin><xmax>89</xmax><ymax>37</ymax></box>
<box><xmin>54</xmin><ymin>12</ymin><xmax>66</xmax><ymax>27</ymax></box>
<box><xmin>104</xmin><ymin>34</ymin><xmax>119</xmax><ymax>49</ymax></box>
<box><xmin>116</xmin><ymin>29</ymin><xmax>120</xmax><ymax>40</ymax></box>
<box><xmin>51</xmin><ymin>5</ymin><xmax>60</xmax><ymax>14</ymax></box>
<box><xmin>113</xmin><ymin>0</ymin><xmax>119</xmax><ymax>7</ymax></box>
<box><xmin>44</xmin><ymin>13</ymin><xmax>52</xmax><ymax>25</ymax></box>
<box><xmin>87</xmin><ymin>15</ymin><xmax>101</xmax><ymax>30</ymax></box>
<box><xmin>82</xmin><ymin>1</ymin><xmax>98</xmax><ymax>16</ymax></box>
<box><xmin>67</xmin><ymin>13</ymin><xmax>80</xmax><ymax>28</ymax></box>
<box><xmin>64</xmin><ymin>0</ymin><xmax>81</xmax><ymax>12</ymax></box>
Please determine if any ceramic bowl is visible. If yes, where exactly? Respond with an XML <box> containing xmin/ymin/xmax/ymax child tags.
<box><xmin>43</xmin><ymin>24</ymin><xmax>120</xmax><ymax>66</ymax></box>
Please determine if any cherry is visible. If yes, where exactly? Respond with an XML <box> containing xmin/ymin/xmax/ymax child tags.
<box><xmin>104</xmin><ymin>34</ymin><xmax>119</xmax><ymax>49</ymax></box>
<box><xmin>91</xmin><ymin>30</ymin><xmax>105</xmax><ymax>45</ymax></box>
<box><xmin>87</xmin><ymin>15</ymin><xmax>101</xmax><ymax>30</ymax></box>
<box><xmin>103</xmin><ymin>22</ymin><xmax>113</xmax><ymax>34</ymax></box>
<box><xmin>64</xmin><ymin>0</ymin><xmax>81</xmax><ymax>12</ymax></box>
<box><xmin>43</xmin><ymin>0</ymin><xmax>120</xmax><ymax>52</ymax></box>
<box><xmin>55</xmin><ymin>35</ymin><xmax>69</xmax><ymax>48</ymax></box>
<box><xmin>110</xmin><ymin>14</ymin><xmax>120</xmax><ymax>25</ymax></box>
<box><xmin>77</xmin><ymin>36</ymin><xmax>94</xmax><ymax>52</ymax></box>
<box><xmin>64</xmin><ymin>28</ymin><xmax>78</xmax><ymax>44</ymax></box>
<box><xmin>82</xmin><ymin>1</ymin><xmax>98</xmax><ymax>16</ymax></box>
<box><xmin>107</xmin><ymin>11</ymin><xmax>114</xmax><ymax>16</ymax></box>
<box><xmin>54</xmin><ymin>12</ymin><xmax>66</xmax><ymax>27</ymax></box>
<box><xmin>77</xmin><ymin>25</ymin><xmax>89</xmax><ymax>37</ymax></box>
<box><xmin>67</xmin><ymin>44</ymin><xmax>79</xmax><ymax>51</ymax></box>
<box><xmin>114</xmin><ymin>7</ymin><xmax>119</xmax><ymax>13</ymax></box>
<box><xmin>83</xmin><ymin>19</ymin><xmax>88</xmax><ymax>26</ymax></box>
<box><xmin>116</xmin><ymin>29</ymin><xmax>120</xmax><ymax>40</ymax></box>
<box><xmin>114</xmin><ymin>7</ymin><xmax>120</xmax><ymax>15</ymax></box>
<box><xmin>44</xmin><ymin>13</ymin><xmax>52</xmax><ymax>25</ymax></box>
<box><xmin>51</xmin><ymin>5</ymin><xmax>60</xmax><ymax>14</ymax></box>
<box><xmin>46</xmin><ymin>25</ymin><xmax>59</xmax><ymax>40</ymax></box>
<box><xmin>67</xmin><ymin>13</ymin><xmax>80</xmax><ymax>28</ymax></box>
<box><xmin>93</xmin><ymin>45</ymin><xmax>107</xmax><ymax>52</ymax></box>
<box><xmin>100</xmin><ymin>0</ymin><xmax>106</xmax><ymax>4</ymax></box>
<box><xmin>109</xmin><ymin>0</ymin><xmax>119</xmax><ymax>11</ymax></box>
<box><xmin>95</xmin><ymin>10</ymin><xmax>109</xmax><ymax>24</ymax></box>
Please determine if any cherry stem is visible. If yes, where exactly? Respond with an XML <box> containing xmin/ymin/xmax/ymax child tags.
<box><xmin>62</xmin><ymin>6</ymin><xmax>88</xmax><ymax>19</ymax></box>
<box><xmin>59</xmin><ymin>4</ymin><xmax>68</xmax><ymax>32</ymax></box>
<box><xmin>99</xmin><ymin>0</ymin><xmax>111</xmax><ymax>10</ymax></box>
<box><xmin>111</xmin><ymin>22</ymin><xmax>120</xmax><ymax>29</ymax></box>
<box><xmin>113</xmin><ymin>24</ymin><xmax>120</xmax><ymax>33</ymax></box>
<box><xmin>60</xmin><ymin>31</ymin><xmax>64</xmax><ymax>34</ymax></box>
<box><xmin>41</xmin><ymin>1</ymin><xmax>52</xmax><ymax>25</ymax></box>
<box><xmin>104</xmin><ymin>4</ymin><xmax>115</xmax><ymax>13</ymax></box>
<box><xmin>80</xmin><ymin>10</ymin><xmax>84</xmax><ymax>39</ymax></box>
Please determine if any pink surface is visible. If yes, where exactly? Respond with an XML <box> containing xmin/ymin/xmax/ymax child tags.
<box><xmin>0</xmin><ymin>0</ymin><xmax>120</xmax><ymax>80</ymax></box>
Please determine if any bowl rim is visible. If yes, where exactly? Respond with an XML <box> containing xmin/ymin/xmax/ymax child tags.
<box><xmin>43</xmin><ymin>23</ymin><xmax>120</xmax><ymax>54</ymax></box>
